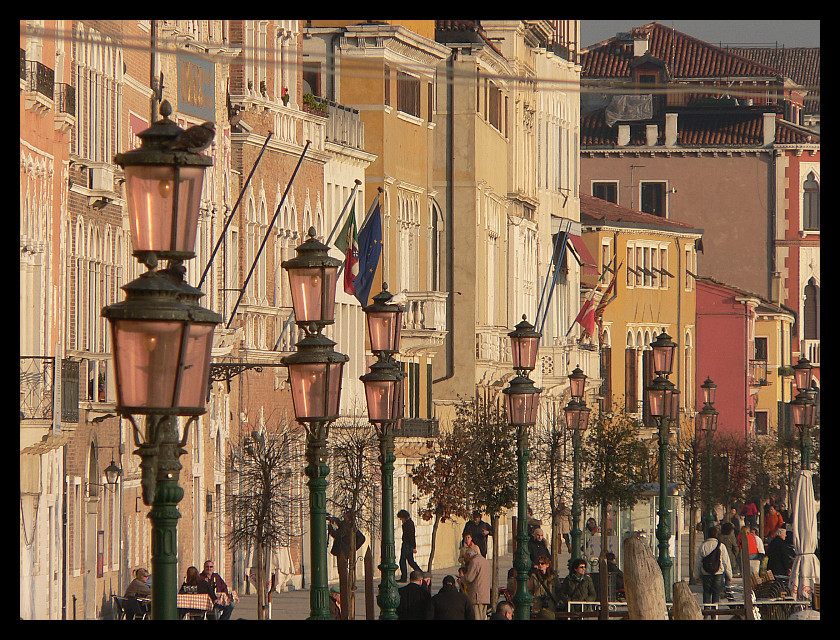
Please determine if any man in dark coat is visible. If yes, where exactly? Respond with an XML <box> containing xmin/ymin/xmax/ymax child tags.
<box><xmin>425</xmin><ymin>574</ymin><xmax>475</xmax><ymax>620</ymax></box>
<box><xmin>462</xmin><ymin>511</ymin><xmax>492</xmax><ymax>557</ymax></box>
<box><xmin>397</xmin><ymin>570</ymin><xmax>431</xmax><ymax>620</ymax></box>
<box><xmin>397</xmin><ymin>509</ymin><xmax>422</xmax><ymax>582</ymax></box>
<box><xmin>766</xmin><ymin>527</ymin><xmax>796</xmax><ymax>578</ymax></box>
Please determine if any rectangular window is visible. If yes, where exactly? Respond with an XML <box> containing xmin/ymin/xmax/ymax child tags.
<box><xmin>427</xmin><ymin>81</ymin><xmax>433</xmax><ymax>121</ymax></box>
<box><xmin>626</xmin><ymin>245</ymin><xmax>635</xmax><ymax>287</ymax></box>
<box><xmin>488</xmin><ymin>82</ymin><xmax>502</xmax><ymax>132</ymax></box>
<box><xmin>384</xmin><ymin>64</ymin><xmax>390</xmax><ymax>106</ymax></box>
<box><xmin>625</xmin><ymin>348</ymin><xmax>637</xmax><ymax>412</ymax></box>
<box><xmin>755</xmin><ymin>411</ymin><xmax>768</xmax><ymax>435</ymax></box>
<box><xmin>660</xmin><ymin>248</ymin><xmax>669</xmax><ymax>289</ymax></box>
<box><xmin>754</xmin><ymin>337</ymin><xmax>768</xmax><ymax>361</ymax></box>
<box><xmin>397</xmin><ymin>71</ymin><xmax>420</xmax><ymax>118</ymax></box>
<box><xmin>685</xmin><ymin>246</ymin><xmax>693</xmax><ymax>291</ymax></box>
<box><xmin>593</xmin><ymin>181</ymin><xmax>618</xmax><ymax>203</ymax></box>
<box><xmin>302</xmin><ymin>62</ymin><xmax>320</xmax><ymax>97</ymax></box>
<box><xmin>635</xmin><ymin>246</ymin><xmax>643</xmax><ymax>286</ymax></box>
<box><xmin>641</xmin><ymin>181</ymin><xmax>666</xmax><ymax>217</ymax></box>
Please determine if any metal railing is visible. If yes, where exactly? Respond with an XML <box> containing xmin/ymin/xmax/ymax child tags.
<box><xmin>25</xmin><ymin>60</ymin><xmax>54</xmax><ymax>99</ymax></box>
<box><xmin>395</xmin><ymin>418</ymin><xmax>439</xmax><ymax>438</ymax></box>
<box><xmin>20</xmin><ymin>356</ymin><xmax>55</xmax><ymax>421</ymax></box>
<box><xmin>55</xmin><ymin>82</ymin><xmax>75</xmax><ymax>115</ymax></box>
<box><xmin>802</xmin><ymin>339</ymin><xmax>820</xmax><ymax>366</ymax></box>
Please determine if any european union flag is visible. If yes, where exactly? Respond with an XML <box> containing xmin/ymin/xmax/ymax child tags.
<box><xmin>354</xmin><ymin>202</ymin><xmax>382</xmax><ymax>306</ymax></box>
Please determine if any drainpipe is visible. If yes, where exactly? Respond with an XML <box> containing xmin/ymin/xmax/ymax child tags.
<box><xmin>433</xmin><ymin>48</ymin><xmax>457</xmax><ymax>385</ymax></box>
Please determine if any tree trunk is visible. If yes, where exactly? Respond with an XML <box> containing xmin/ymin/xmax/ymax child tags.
<box><xmin>672</xmin><ymin>581</ymin><xmax>703</xmax><ymax>620</ymax></box>
<box><xmin>623</xmin><ymin>536</ymin><xmax>668</xmax><ymax>620</ymax></box>
<box><xmin>426</xmin><ymin>513</ymin><xmax>441</xmax><ymax>573</ymax></box>
<box><xmin>490</xmin><ymin>514</ymin><xmax>500</xmax><ymax>607</ymax></box>
<box><xmin>338</xmin><ymin>552</ymin><xmax>349</xmax><ymax>620</ymax></box>
<box><xmin>598</xmin><ymin>501</ymin><xmax>609</xmax><ymax>619</ymax></box>
<box><xmin>687</xmin><ymin>506</ymin><xmax>698</xmax><ymax>584</ymax></box>
<box><xmin>740</xmin><ymin>529</ymin><xmax>756</xmax><ymax>620</ymax></box>
<box><xmin>364</xmin><ymin>547</ymin><xmax>375</xmax><ymax>620</ymax></box>
<box><xmin>255</xmin><ymin>543</ymin><xmax>265</xmax><ymax>620</ymax></box>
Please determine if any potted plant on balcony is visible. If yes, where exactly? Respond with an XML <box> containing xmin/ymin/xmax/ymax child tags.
<box><xmin>281</xmin><ymin>87</ymin><xmax>290</xmax><ymax>106</ymax></box>
<box><xmin>302</xmin><ymin>93</ymin><xmax>327</xmax><ymax>117</ymax></box>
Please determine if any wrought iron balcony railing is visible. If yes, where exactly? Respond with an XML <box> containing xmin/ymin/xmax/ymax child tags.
<box><xmin>55</xmin><ymin>82</ymin><xmax>75</xmax><ymax>115</ymax></box>
<box><xmin>20</xmin><ymin>356</ymin><xmax>55</xmax><ymax>421</ymax></box>
<box><xmin>395</xmin><ymin>418</ymin><xmax>439</xmax><ymax>438</ymax></box>
<box><xmin>26</xmin><ymin>60</ymin><xmax>54</xmax><ymax>99</ymax></box>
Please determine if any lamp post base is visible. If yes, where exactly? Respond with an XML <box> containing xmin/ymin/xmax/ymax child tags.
<box><xmin>305</xmin><ymin>427</ymin><xmax>332</xmax><ymax>620</ymax></box>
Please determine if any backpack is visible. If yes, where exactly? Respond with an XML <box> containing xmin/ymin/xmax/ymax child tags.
<box><xmin>702</xmin><ymin>540</ymin><xmax>722</xmax><ymax>574</ymax></box>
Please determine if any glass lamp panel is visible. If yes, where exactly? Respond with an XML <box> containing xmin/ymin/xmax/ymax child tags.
<box><xmin>175</xmin><ymin>322</ymin><xmax>215</xmax><ymax>409</ymax></box>
<box><xmin>648</xmin><ymin>387</ymin><xmax>667</xmax><ymax>417</ymax></box>
<box><xmin>701</xmin><ymin>379</ymin><xmax>716</xmax><ymax>405</ymax></box>
<box><xmin>791</xmin><ymin>400</ymin><xmax>805</xmax><ymax>427</ymax></box>
<box><xmin>805</xmin><ymin>400</ymin><xmax>816</xmax><ymax>427</ymax></box>
<box><xmin>124</xmin><ymin>165</ymin><xmax>176</xmax><ymax>253</ymax></box>
<box><xmin>524</xmin><ymin>393</ymin><xmax>540</xmax><ymax>425</ymax></box>
<box><xmin>112</xmin><ymin>319</ymin><xmax>183</xmax><ymax>408</ymax></box>
<box><xmin>174</xmin><ymin>166</ymin><xmax>205</xmax><ymax>253</ymax></box>
<box><xmin>511</xmin><ymin>336</ymin><xmax>539</xmax><ymax>371</ymax></box>
<box><xmin>652</xmin><ymin>343</ymin><xmax>675</xmax><ymax>376</ymax></box>
<box><xmin>364</xmin><ymin>378</ymin><xmax>397</xmax><ymax>422</ymax></box>
<box><xmin>794</xmin><ymin>361</ymin><xmax>811</xmax><ymax>393</ymax></box>
<box><xmin>507</xmin><ymin>391</ymin><xmax>538</xmax><ymax>425</ymax></box>
<box><xmin>104</xmin><ymin>463</ymin><xmax>120</xmax><ymax>485</ymax></box>
<box><xmin>696</xmin><ymin>411</ymin><xmax>711</xmax><ymax>433</ymax></box>
<box><xmin>287</xmin><ymin>266</ymin><xmax>338</xmax><ymax>324</ymax></box>
<box><xmin>367</xmin><ymin>311</ymin><xmax>401</xmax><ymax>352</ymax></box>
<box><xmin>325</xmin><ymin>361</ymin><xmax>344</xmax><ymax>417</ymax></box>
<box><xmin>288</xmin><ymin>362</ymin><xmax>328</xmax><ymax>420</ymax></box>
<box><xmin>569</xmin><ymin>368</ymin><xmax>587</xmax><ymax>398</ymax></box>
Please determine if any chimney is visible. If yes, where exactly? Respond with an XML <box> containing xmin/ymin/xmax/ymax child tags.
<box><xmin>665</xmin><ymin>112</ymin><xmax>678</xmax><ymax>147</ymax></box>
<box><xmin>617</xmin><ymin>124</ymin><xmax>630</xmax><ymax>146</ymax></box>
<box><xmin>763</xmin><ymin>112</ymin><xmax>776</xmax><ymax>146</ymax></box>
<box><xmin>634</xmin><ymin>35</ymin><xmax>649</xmax><ymax>57</ymax></box>
<box><xmin>646</xmin><ymin>124</ymin><xmax>658</xmax><ymax>146</ymax></box>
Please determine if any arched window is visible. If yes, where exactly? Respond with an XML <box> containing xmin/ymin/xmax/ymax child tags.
<box><xmin>804</xmin><ymin>278</ymin><xmax>820</xmax><ymax>340</ymax></box>
<box><xmin>803</xmin><ymin>172</ymin><xmax>819</xmax><ymax>231</ymax></box>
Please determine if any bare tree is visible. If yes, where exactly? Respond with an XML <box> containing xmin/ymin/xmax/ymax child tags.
<box><xmin>226</xmin><ymin>417</ymin><xmax>305</xmax><ymax>619</ymax></box>
<box><xmin>671</xmin><ymin>418</ymin><xmax>704</xmax><ymax>583</ymax></box>
<box><xmin>409</xmin><ymin>422</ymin><xmax>471</xmax><ymax>572</ymax></box>
<box><xmin>529</xmin><ymin>400</ymin><xmax>573</xmax><ymax>571</ymax></box>
<box><xmin>327</xmin><ymin>416</ymin><xmax>381</xmax><ymax>619</ymax></box>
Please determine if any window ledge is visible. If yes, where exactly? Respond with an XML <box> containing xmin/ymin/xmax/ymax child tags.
<box><xmin>396</xmin><ymin>111</ymin><xmax>423</xmax><ymax>126</ymax></box>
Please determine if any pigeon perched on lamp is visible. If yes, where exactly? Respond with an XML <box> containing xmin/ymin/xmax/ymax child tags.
<box><xmin>168</xmin><ymin>121</ymin><xmax>216</xmax><ymax>153</ymax></box>
<box><xmin>386</xmin><ymin>289</ymin><xmax>408</xmax><ymax>306</ymax></box>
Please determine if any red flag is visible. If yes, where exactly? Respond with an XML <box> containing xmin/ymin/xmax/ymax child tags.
<box><xmin>574</xmin><ymin>260</ymin><xmax>613</xmax><ymax>337</ymax></box>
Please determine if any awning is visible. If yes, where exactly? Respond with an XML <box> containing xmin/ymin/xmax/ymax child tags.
<box><xmin>567</xmin><ymin>234</ymin><xmax>599</xmax><ymax>276</ymax></box>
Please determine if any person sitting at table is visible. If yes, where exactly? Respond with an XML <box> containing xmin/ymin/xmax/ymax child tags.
<box><xmin>125</xmin><ymin>567</ymin><xmax>151</xmax><ymax>598</ymax></box>
<box><xmin>180</xmin><ymin>566</ymin><xmax>211</xmax><ymax>595</ymax></box>
<box><xmin>200</xmin><ymin>560</ymin><xmax>236</xmax><ymax>620</ymax></box>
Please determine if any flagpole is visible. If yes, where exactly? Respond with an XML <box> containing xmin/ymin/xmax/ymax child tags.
<box><xmin>226</xmin><ymin>140</ymin><xmax>311</xmax><ymax>328</ymax></box>
<box><xmin>325</xmin><ymin>178</ymin><xmax>362</xmax><ymax>247</ymax></box>
<box><xmin>535</xmin><ymin>221</ymin><xmax>567</xmax><ymax>326</ymax></box>
<box><xmin>337</xmin><ymin>186</ymin><xmax>383</xmax><ymax>278</ymax></box>
<box><xmin>198</xmin><ymin>132</ymin><xmax>273</xmax><ymax>289</ymax></box>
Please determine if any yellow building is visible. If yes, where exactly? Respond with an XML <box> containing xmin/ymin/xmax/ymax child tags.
<box><xmin>579</xmin><ymin>194</ymin><xmax>702</xmax><ymax>432</ymax></box>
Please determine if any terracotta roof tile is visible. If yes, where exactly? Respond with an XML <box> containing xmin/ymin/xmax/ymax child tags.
<box><xmin>726</xmin><ymin>46</ymin><xmax>820</xmax><ymax>114</ymax></box>
<box><xmin>582</xmin><ymin>22</ymin><xmax>781</xmax><ymax>79</ymax></box>
<box><xmin>580</xmin><ymin>193</ymin><xmax>702</xmax><ymax>234</ymax></box>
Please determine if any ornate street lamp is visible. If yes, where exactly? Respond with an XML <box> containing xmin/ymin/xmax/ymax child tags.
<box><xmin>790</xmin><ymin>357</ymin><xmax>816</xmax><ymax>470</ymax></box>
<box><xmin>504</xmin><ymin>315</ymin><xmax>541</xmax><ymax>620</ymax></box>
<box><xmin>360</xmin><ymin>284</ymin><xmax>405</xmax><ymax>620</ymax></box>
<box><xmin>103</xmin><ymin>100</ymin><xmax>221</xmax><ymax>620</ymax></box>
<box><xmin>281</xmin><ymin>228</ymin><xmax>348</xmax><ymax>620</ymax></box>
<box><xmin>697</xmin><ymin>377</ymin><xmax>719</xmax><ymax>535</ymax></box>
<box><xmin>564</xmin><ymin>366</ymin><xmax>590</xmax><ymax>566</ymax></box>
<box><xmin>646</xmin><ymin>329</ymin><xmax>678</xmax><ymax>602</ymax></box>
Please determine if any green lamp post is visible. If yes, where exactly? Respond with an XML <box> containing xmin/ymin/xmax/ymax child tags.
<box><xmin>503</xmin><ymin>315</ymin><xmax>541</xmax><ymax>620</ymax></box>
<box><xmin>360</xmin><ymin>284</ymin><xmax>405</xmax><ymax>620</ymax></box>
<box><xmin>281</xmin><ymin>228</ymin><xmax>348</xmax><ymax>620</ymax></box>
<box><xmin>645</xmin><ymin>330</ymin><xmax>678</xmax><ymax>602</ymax></box>
<box><xmin>697</xmin><ymin>377</ymin><xmax>719</xmax><ymax>536</ymax></box>
<box><xmin>790</xmin><ymin>357</ymin><xmax>816</xmax><ymax>470</ymax></box>
<box><xmin>565</xmin><ymin>365</ymin><xmax>589</xmax><ymax>564</ymax></box>
<box><xmin>103</xmin><ymin>100</ymin><xmax>220</xmax><ymax>620</ymax></box>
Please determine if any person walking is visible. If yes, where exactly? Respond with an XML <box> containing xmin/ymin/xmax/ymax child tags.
<box><xmin>397</xmin><ymin>570</ymin><xmax>432</xmax><ymax>620</ymax></box>
<box><xmin>461</xmin><ymin>546</ymin><xmax>491</xmax><ymax>620</ymax></box>
<box><xmin>741</xmin><ymin>500</ymin><xmax>759</xmax><ymax>529</ymax></box>
<box><xmin>425</xmin><ymin>574</ymin><xmax>475</xmax><ymax>620</ymax></box>
<box><xmin>764</xmin><ymin>505</ymin><xmax>785</xmax><ymax>541</ymax></box>
<box><xmin>693</xmin><ymin>525</ymin><xmax>733</xmax><ymax>607</ymax></box>
<box><xmin>396</xmin><ymin>509</ymin><xmax>422</xmax><ymax>583</ymax></box>
<box><xmin>462</xmin><ymin>511</ymin><xmax>492</xmax><ymax>558</ymax></box>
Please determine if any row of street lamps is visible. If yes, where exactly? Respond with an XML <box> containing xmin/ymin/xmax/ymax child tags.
<box><xmin>101</xmin><ymin>103</ymin><xmax>818</xmax><ymax>618</ymax></box>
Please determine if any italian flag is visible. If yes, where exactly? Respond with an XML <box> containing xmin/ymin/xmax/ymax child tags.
<box><xmin>335</xmin><ymin>203</ymin><xmax>359</xmax><ymax>295</ymax></box>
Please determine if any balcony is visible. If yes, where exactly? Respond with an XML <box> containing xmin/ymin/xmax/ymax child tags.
<box><xmin>20</xmin><ymin>356</ymin><xmax>54</xmax><ymax>422</ymax></box>
<box><xmin>322</xmin><ymin>100</ymin><xmax>365</xmax><ymax>151</ymax></box>
<box><xmin>401</xmin><ymin>291</ymin><xmax>448</xmax><ymax>354</ymax></box>
<box><xmin>24</xmin><ymin>59</ymin><xmax>54</xmax><ymax>115</ymax></box>
<box><xmin>802</xmin><ymin>339</ymin><xmax>820</xmax><ymax>366</ymax></box>
<box><xmin>536</xmin><ymin>336</ymin><xmax>602</xmax><ymax>397</ymax></box>
<box><xmin>54</xmin><ymin>83</ymin><xmax>75</xmax><ymax>134</ymax></box>
<box><xmin>749</xmin><ymin>359</ymin><xmax>769</xmax><ymax>386</ymax></box>
<box><xmin>395</xmin><ymin>418</ymin><xmax>439</xmax><ymax>438</ymax></box>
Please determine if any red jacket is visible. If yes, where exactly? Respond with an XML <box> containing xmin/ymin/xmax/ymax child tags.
<box><xmin>765</xmin><ymin>513</ymin><xmax>785</xmax><ymax>539</ymax></box>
